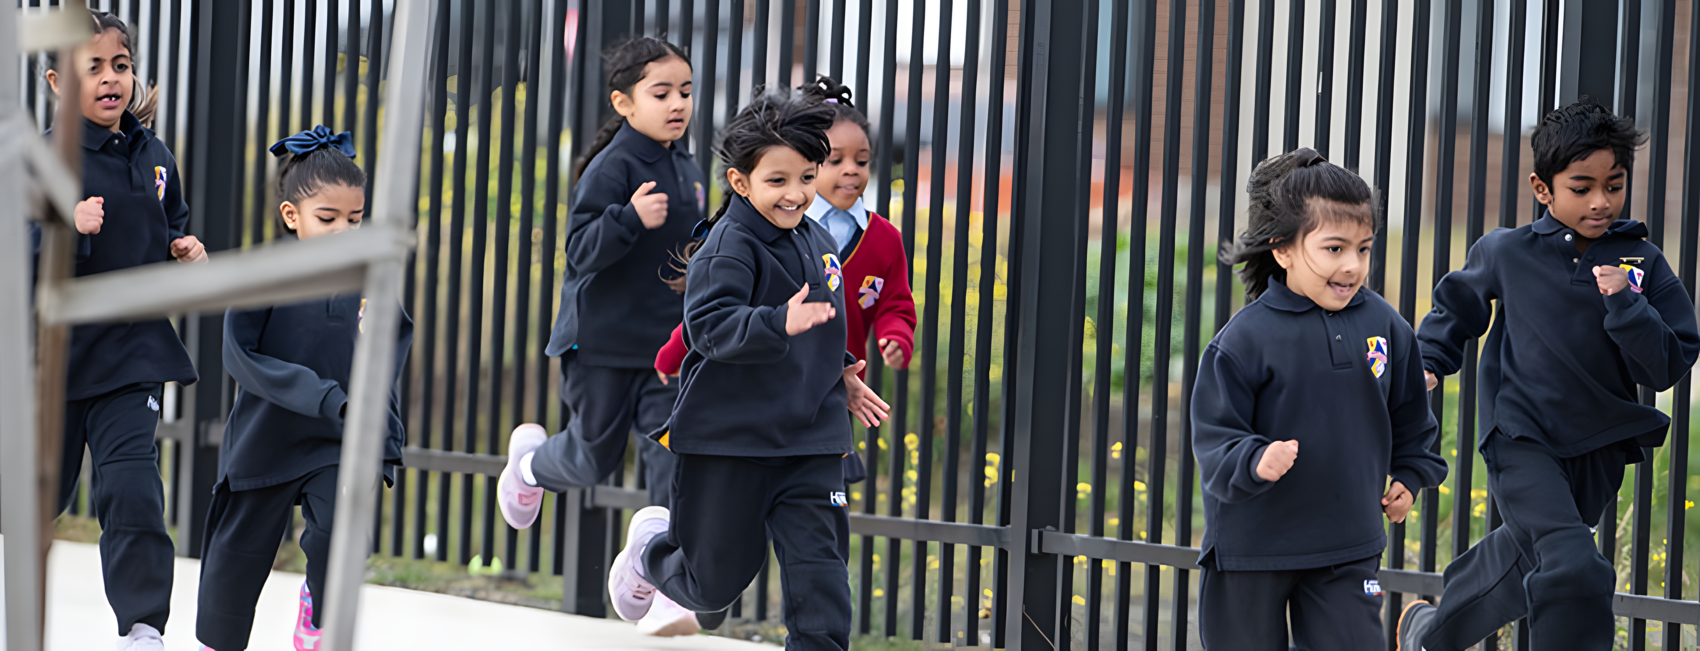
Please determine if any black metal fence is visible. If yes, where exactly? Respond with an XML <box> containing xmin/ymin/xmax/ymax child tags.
<box><xmin>29</xmin><ymin>0</ymin><xmax>1700</xmax><ymax>649</ymax></box>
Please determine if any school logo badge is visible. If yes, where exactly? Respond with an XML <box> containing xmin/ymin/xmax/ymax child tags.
<box><xmin>358</xmin><ymin>298</ymin><xmax>367</xmax><ymax>333</ymax></box>
<box><xmin>153</xmin><ymin>166</ymin><xmax>167</xmax><ymax>202</ymax></box>
<box><xmin>823</xmin><ymin>254</ymin><xmax>843</xmax><ymax>291</ymax></box>
<box><xmin>146</xmin><ymin>395</ymin><xmax>160</xmax><ymax>412</ymax></box>
<box><xmin>1363</xmin><ymin>579</ymin><xmax>1383</xmax><ymax>596</ymax></box>
<box><xmin>830</xmin><ymin>491</ymin><xmax>849</xmax><ymax>507</ymax></box>
<box><xmin>1620</xmin><ymin>264</ymin><xmax>1645</xmax><ymax>294</ymax></box>
<box><xmin>695</xmin><ymin>181</ymin><xmax>705</xmax><ymax>212</ymax></box>
<box><xmin>858</xmin><ymin>276</ymin><xmax>884</xmax><ymax>308</ymax></box>
<box><xmin>1366</xmin><ymin>336</ymin><xmax>1389</xmax><ymax>379</ymax></box>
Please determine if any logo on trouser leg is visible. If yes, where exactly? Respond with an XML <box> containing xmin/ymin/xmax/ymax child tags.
<box><xmin>1364</xmin><ymin>579</ymin><xmax>1383</xmax><ymax>596</ymax></box>
<box><xmin>146</xmin><ymin>396</ymin><xmax>160</xmax><ymax>412</ymax></box>
<box><xmin>830</xmin><ymin>491</ymin><xmax>848</xmax><ymax>507</ymax></box>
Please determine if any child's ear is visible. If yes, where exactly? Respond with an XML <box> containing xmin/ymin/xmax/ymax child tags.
<box><xmin>726</xmin><ymin>168</ymin><xmax>751</xmax><ymax>198</ymax></box>
<box><xmin>1528</xmin><ymin>172</ymin><xmax>1552</xmax><ymax>206</ymax></box>
<box><xmin>279</xmin><ymin>201</ymin><xmax>299</xmax><ymax>231</ymax></box>
<box><xmin>1270</xmin><ymin>240</ymin><xmax>1295</xmax><ymax>271</ymax></box>
<box><xmin>611</xmin><ymin>89</ymin><xmax>636</xmax><ymax>118</ymax></box>
<box><xmin>43</xmin><ymin>69</ymin><xmax>59</xmax><ymax>95</ymax></box>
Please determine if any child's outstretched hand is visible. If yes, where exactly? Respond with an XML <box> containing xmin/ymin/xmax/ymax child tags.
<box><xmin>1593</xmin><ymin>265</ymin><xmax>1629</xmax><ymax>296</ymax></box>
<box><xmin>171</xmin><ymin>236</ymin><xmax>208</xmax><ymax>263</ymax></box>
<box><xmin>784</xmin><ymin>285</ymin><xmax>835</xmax><ymax>335</ymax></box>
<box><xmin>1255</xmin><ymin>440</ymin><xmax>1298</xmax><ymax>482</ymax></box>
<box><xmin>74</xmin><ymin>197</ymin><xmax>104</xmax><ymax>234</ymax></box>
<box><xmin>631</xmin><ymin>181</ymin><xmax>669</xmax><ymax>230</ymax></box>
<box><xmin>844</xmin><ymin>361</ymin><xmax>890</xmax><ymax>428</ymax></box>
<box><xmin>1382</xmin><ymin>480</ymin><xmax>1414</xmax><ymax>523</ymax></box>
<box><xmin>878</xmin><ymin>338</ymin><xmax>906</xmax><ymax>369</ymax></box>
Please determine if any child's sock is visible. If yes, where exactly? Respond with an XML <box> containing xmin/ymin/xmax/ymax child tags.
<box><xmin>521</xmin><ymin>452</ymin><xmax>538</xmax><ymax>487</ymax></box>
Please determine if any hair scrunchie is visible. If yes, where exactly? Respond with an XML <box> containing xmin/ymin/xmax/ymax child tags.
<box><xmin>270</xmin><ymin>125</ymin><xmax>357</xmax><ymax>159</ymax></box>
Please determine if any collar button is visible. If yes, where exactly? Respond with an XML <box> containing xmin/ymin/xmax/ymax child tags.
<box><xmin>1564</xmin><ymin>233</ymin><xmax>1573</xmax><ymax>242</ymax></box>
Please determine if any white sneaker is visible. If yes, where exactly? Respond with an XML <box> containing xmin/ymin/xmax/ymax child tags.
<box><xmin>608</xmin><ymin>506</ymin><xmax>671</xmax><ymax>622</ymax></box>
<box><xmin>636</xmin><ymin>591</ymin><xmax>701</xmax><ymax>637</ymax></box>
<box><xmin>117</xmin><ymin>623</ymin><xmax>164</xmax><ymax>651</ymax></box>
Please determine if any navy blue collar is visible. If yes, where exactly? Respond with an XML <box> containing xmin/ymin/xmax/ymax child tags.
<box><xmin>1258</xmin><ymin>276</ymin><xmax>1367</xmax><ymax>313</ymax></box>
<box><xmin>79</xmin><ymin>112</ymin><xmax>147</xmax><ymax>151</ymax></box>
<box><xmin>611</xmin><ymin>120</ymin><xmax>673</xmax><ymax>164</ymax></box>
<box><xmin>1531</xmin><ymin>210</ymin><xmax>1648</xmax><ymax>239</ymax></box>
<box><xmin>724</xmin><ymin>195</ymin><xmax>793</xmax><ymax>243</ymax></box>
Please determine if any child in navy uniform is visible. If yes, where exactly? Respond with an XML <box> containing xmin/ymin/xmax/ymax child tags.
<box><xmin>1397</xmin><ymin>103</ymin><xmax>1700</xmax><ymax>650</ymax></box>
<box><xmin>193</xmin><ymin>128</ymin><xmax>412</xmax><ymax>651</ymax></box>
<box><xmin>604</xmin><ymin>88</ymin><xmax>888</xmax><ymax>649</ymax></box>
<box><xmin>497</xmin><ymin>37</ymin><xmax>704</xmax><ymax>530</ymax></box>
<box><xmin>36</xmin><ymin>11</ymin><xmax>204</xmax><ymax>650</ymax></box>
<box><xmin>1192</xmin><ymin>148</ymin><xmax>1447</xmax><ymax>650</ymax></box>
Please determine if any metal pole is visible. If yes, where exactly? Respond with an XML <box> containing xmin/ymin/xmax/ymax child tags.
<box><xmin>316</xmin><ymin>1</ymin><xmax>431</xmax><ymax>649</ymax></box>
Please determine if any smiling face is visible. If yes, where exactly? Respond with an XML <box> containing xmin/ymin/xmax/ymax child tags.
<box><xmin>612</xmin><ymin>55</ymin><xmax>693</xmax><ymax>145</ymax></box>
<box><xmin>817</xmin><ymin>120</ymin><xmax>871</xmax><ymax>211</ymax></box>
<box><xmin>727</xmin><ymin>145</ymin><xmax>819</xmax><ymax>229</ymax></box>
<box><xmin>1531</xmin><ymin>147</ymin><xmax>1625</xmax><ymax>242</ymax></box>
<box><xmin>281</xmin><ymin>183</ymin><xmax>366</xmax><ymax>240</ymax></box>
<box><xmin>45</xmin><ymin>28</ymin><xmax>134</xmax><ymax>131</ymax></box>
<box><xmin>1270</xmin><ymin>200</ymin><xmax>1376</xmax><ymax>312</ymax></box>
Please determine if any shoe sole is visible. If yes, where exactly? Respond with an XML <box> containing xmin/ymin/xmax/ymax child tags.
<box><xmin>1395</xmin><ymin>599</ymin><xmax>1428</xmax><ymax>651</ymax></box>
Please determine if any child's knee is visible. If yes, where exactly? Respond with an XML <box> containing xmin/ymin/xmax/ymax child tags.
<box><xmin>1531</xmin><ymin>530</ymin><xmax>1614</xmax><ymax>596</ymax></box>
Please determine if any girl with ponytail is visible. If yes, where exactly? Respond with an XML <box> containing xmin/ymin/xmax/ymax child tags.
<box><xmin>1191</xmin><ymin>149</ymin><xmax>1447</xmax><ymax>648</ymax></box>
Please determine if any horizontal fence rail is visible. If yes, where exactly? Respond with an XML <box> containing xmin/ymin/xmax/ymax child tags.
<box><xmin>21</xmin><ymin>0</ymin><xmax>1700</xmax><ymax>649</ymax></box>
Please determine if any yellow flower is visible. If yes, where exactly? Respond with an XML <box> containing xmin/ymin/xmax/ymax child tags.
<box><xmin>1077</xmin><ymin>482</ymin><xmax>1092</xmax><ymax>495</ymax></box>
<box><xmin>874</xmin><ymin>588</ymin><xmax>885</xmax><ymax>597</ymax></box>
<box><xmin>905</xmin><ymin>433</ymin><xmax>920</xmax><ymax>449</ymax></box>
<box><xmin>1686</xmin><ymin>500</ymin><xmax>1694</xmax><ymax>511</ymax></box>
<box><xmin>852</xmin><ymin>491</ymin><xmax>862</xmax><ymax>501</ymax></box>
<box><xmin>1072</xmin><ymin>595</ymin><xmax>1086</xmax><ymax>606</ymax></box>
<box><xmin>1437</xmin><ymin>485</ymin><xmax>1452</xmax><ymax>495</ymax></box>
<box><xmin>1111</xmin><ymin>442</ymin><xmax>1122</xmax><ymax>459</ymax></box>
<box><xmin>1134</xmin><ymin>481</ymin><xmax>1147</xmax><ymax>492</ymax></box>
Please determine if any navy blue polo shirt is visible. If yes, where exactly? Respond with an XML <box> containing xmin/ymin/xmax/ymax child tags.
<box><xmin>31</xmin><ymin>113</ymin><xmax>198</xmax><ymax>401</ymax></box>
<box><xmin>661</xmin><ymin>195</ymin><xmax>857</xmax><ymax>457</ymax></box>
<box><xmin>220</xmin><ymin>296</ymin><xmax>412</xmax><ymax>490</ymax></box>
<box><xmin>1418</xmin><ymin>213</ymin><xmax>1700</xmax><ymax>458</ymax></box>
<box><xmin>1192</xmin><ymin>278</ymin><xmax>1447</xmax><ymax>571</ymax></box>
<box><xmin>546</xmin><ymin>121</ymin><xmax>707</xmax><ymax>367</ymax></box>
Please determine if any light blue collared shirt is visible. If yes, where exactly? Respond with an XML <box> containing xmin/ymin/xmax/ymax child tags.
<box><xmin>805</xmin><ymin>195</ymin><xmax>869</xmax><ymax>252</ymax></box>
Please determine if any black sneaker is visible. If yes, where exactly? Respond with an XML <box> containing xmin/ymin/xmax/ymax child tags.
<box><xmin>1396</xmin><ymin>599</ymin><xmax>1437</xmax><ymax>651</ymax></box>
<box><xmin>696</xmin><ymin>607</ymin><xmax>729</xmax><ymax>631</ymax></box>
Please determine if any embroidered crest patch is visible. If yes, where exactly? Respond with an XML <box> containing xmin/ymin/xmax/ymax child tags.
<box><xmin>823</xmin><ymin>254</ymin><xmax>843</xmax><ymax>291</ymax></box>
<box><xmin>858</xmin><ymin>276</ymin><xmax>884</xmax><ymax>308</ymax></box>
<box><xmin>1620</xmin><ymin>264</ymin><xmax>1645</xmax><ymax>294</ymax></box>
<box><xmin>695</xmin><ymin>181</ymin><xmax>705</xmax><ymax>212</ymax></box>
<box><xmin>1366</xmin><ymin>336</ymin><xmax>1389</xmax><ymax>379</ymax></box>
<box><xmin>154</xmin><ymin>166</ymin><xmax>168</xmax><ymax>202</ymax></box>
<box><xmin>358</xmin><ymin>298</ymin><xmax>367</xmax><ymax>333</ymax></box>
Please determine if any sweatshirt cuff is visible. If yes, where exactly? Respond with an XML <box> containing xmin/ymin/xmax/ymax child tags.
<box><xmin>1248</xmin><ymin>445</ymin><xmax>1270</xmax><ymax>484</ymax></box>
<box><xmin>320</xmin><ymin>386</ymin><xmax>348</xmax><ymax>427</ymax></box>
<box><xmin>614</xmin><ymin>202</ymin><xmax>645</xmax><ymax>235</ymax></box>
<box><xmin>1389</xmin><ymin>470</ymin><xmax>1422</xmax><ymax>494</ymax></box>
<box><xmin>768</xmin><ymin>304</ymin><xmax>792</xmax><ymax>340</ymax></box>
<box><xmin>1604</xmin><ymin>287</ymin><xmax>1645</xmax><ymax>312</ymax></box>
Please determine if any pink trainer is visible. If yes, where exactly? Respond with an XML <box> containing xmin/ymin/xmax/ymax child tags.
<box><xmin>498</xmin><ymin>424</ymin><xmax>548</xmax><ymax>529</ymax></box>
<box><xmin>608</xmin><ymin>506</ymin><xmax>671</xmax><ymax>622</ymax></box>
<box><xmin>294</xmin><ymin>582</ymin><xmax>320</xmax><ymax>651</ymax></box>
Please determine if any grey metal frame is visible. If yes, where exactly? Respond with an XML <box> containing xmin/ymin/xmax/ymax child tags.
<box><xmin>0</xmin><ymin>2</ymin><xmax>434</xmax><ymax>649</ymax></box>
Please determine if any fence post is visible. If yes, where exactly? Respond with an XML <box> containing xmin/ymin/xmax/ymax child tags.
<box><xmin>178</xmin><ymin>0</ymin><xmax>248</xmax><ymax>559</ymax></box>
<box><xmin>1555</xmin><ymin>0</ymin><xmax>1618</xmax><ymax>106</ymax></box>
<box><xmin>1002</xmin><ymin>0</ymin><xmax>1092</xmax><ymax>648</ymax></box>
<box><xmin>559</xmin><ymin>0</ymin><xmax>635</xmax><ymax>619</ymax></box>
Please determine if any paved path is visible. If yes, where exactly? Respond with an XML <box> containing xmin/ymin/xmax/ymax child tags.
<box><xmin>1</xmin><ymin>537</ymin><xmax>768</xmax><ymax>650</ymax></box>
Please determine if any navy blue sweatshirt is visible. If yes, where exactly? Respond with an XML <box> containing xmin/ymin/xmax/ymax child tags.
<box><xmin>661</xmin><ymin>195</ymin><xmax>857</xmax><ymax>457</ymax></box>
<box><xmin>219</xmin><ymin>295</ymin><xmax>412</xmax><ymax>491</ymax></box>
<box><xmin>1418</xmin><ymin>213</ymin><xmax>1700</xmax><ymax>458</ymax></box>
<box><xmin>1192</xmin><ymin>278</ymin><xmax>1448</xmax><ymax>571</ymax></box>
<box><xmin>545</xmin><ymin>122</ymin><xmax>706</xmax><ymax>367</ymax></box>
<box><xmin>31</xmin><ymin>113</ymin><xmax>197</xmax><ymax>401</ymax></box>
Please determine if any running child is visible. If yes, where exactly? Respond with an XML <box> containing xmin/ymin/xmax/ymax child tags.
<box><xmin>1398</xmin><ymin>102</ymin><xmax>1700</xmax><ymax>649</ymax></box>
<box><xmin>603</xmin><ymin>88</ymin><xmax>887</xmax><ymax>648</ymax></box>
<box><xmin>653</xmin><ymin>74</ymin><xmax>916</xmax><ymax>484</ymax></box>
<box><xmin>36</xmin><ymin>10</ymin><xmax>204</xmax><ymax>649</ymax></box>
<box><xmin>194</xmin><ymin>127</ymin><xmax>412</xmax><ymax>651</ymax></box>
<box><xmin>497</xmin><ymin>37</ymin><xmax>704</xmax><ymax>529</ymax></box>
<box><xmin>1192</xmin><ymin>148</ymin><xmax>1448</xmax><ymax>649</ymax></box>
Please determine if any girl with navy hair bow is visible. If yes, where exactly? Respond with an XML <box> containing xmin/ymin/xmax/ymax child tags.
<box><xmin>194</xmin><ymin>127</ymin><xmax>412</xmax><ymax>651</ymax></box>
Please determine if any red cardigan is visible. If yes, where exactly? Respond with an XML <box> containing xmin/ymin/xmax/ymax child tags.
<box><xmin>657</xmin><ymin>210</ymin><xmax>917</xmax><ymax>377</ymax></box>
